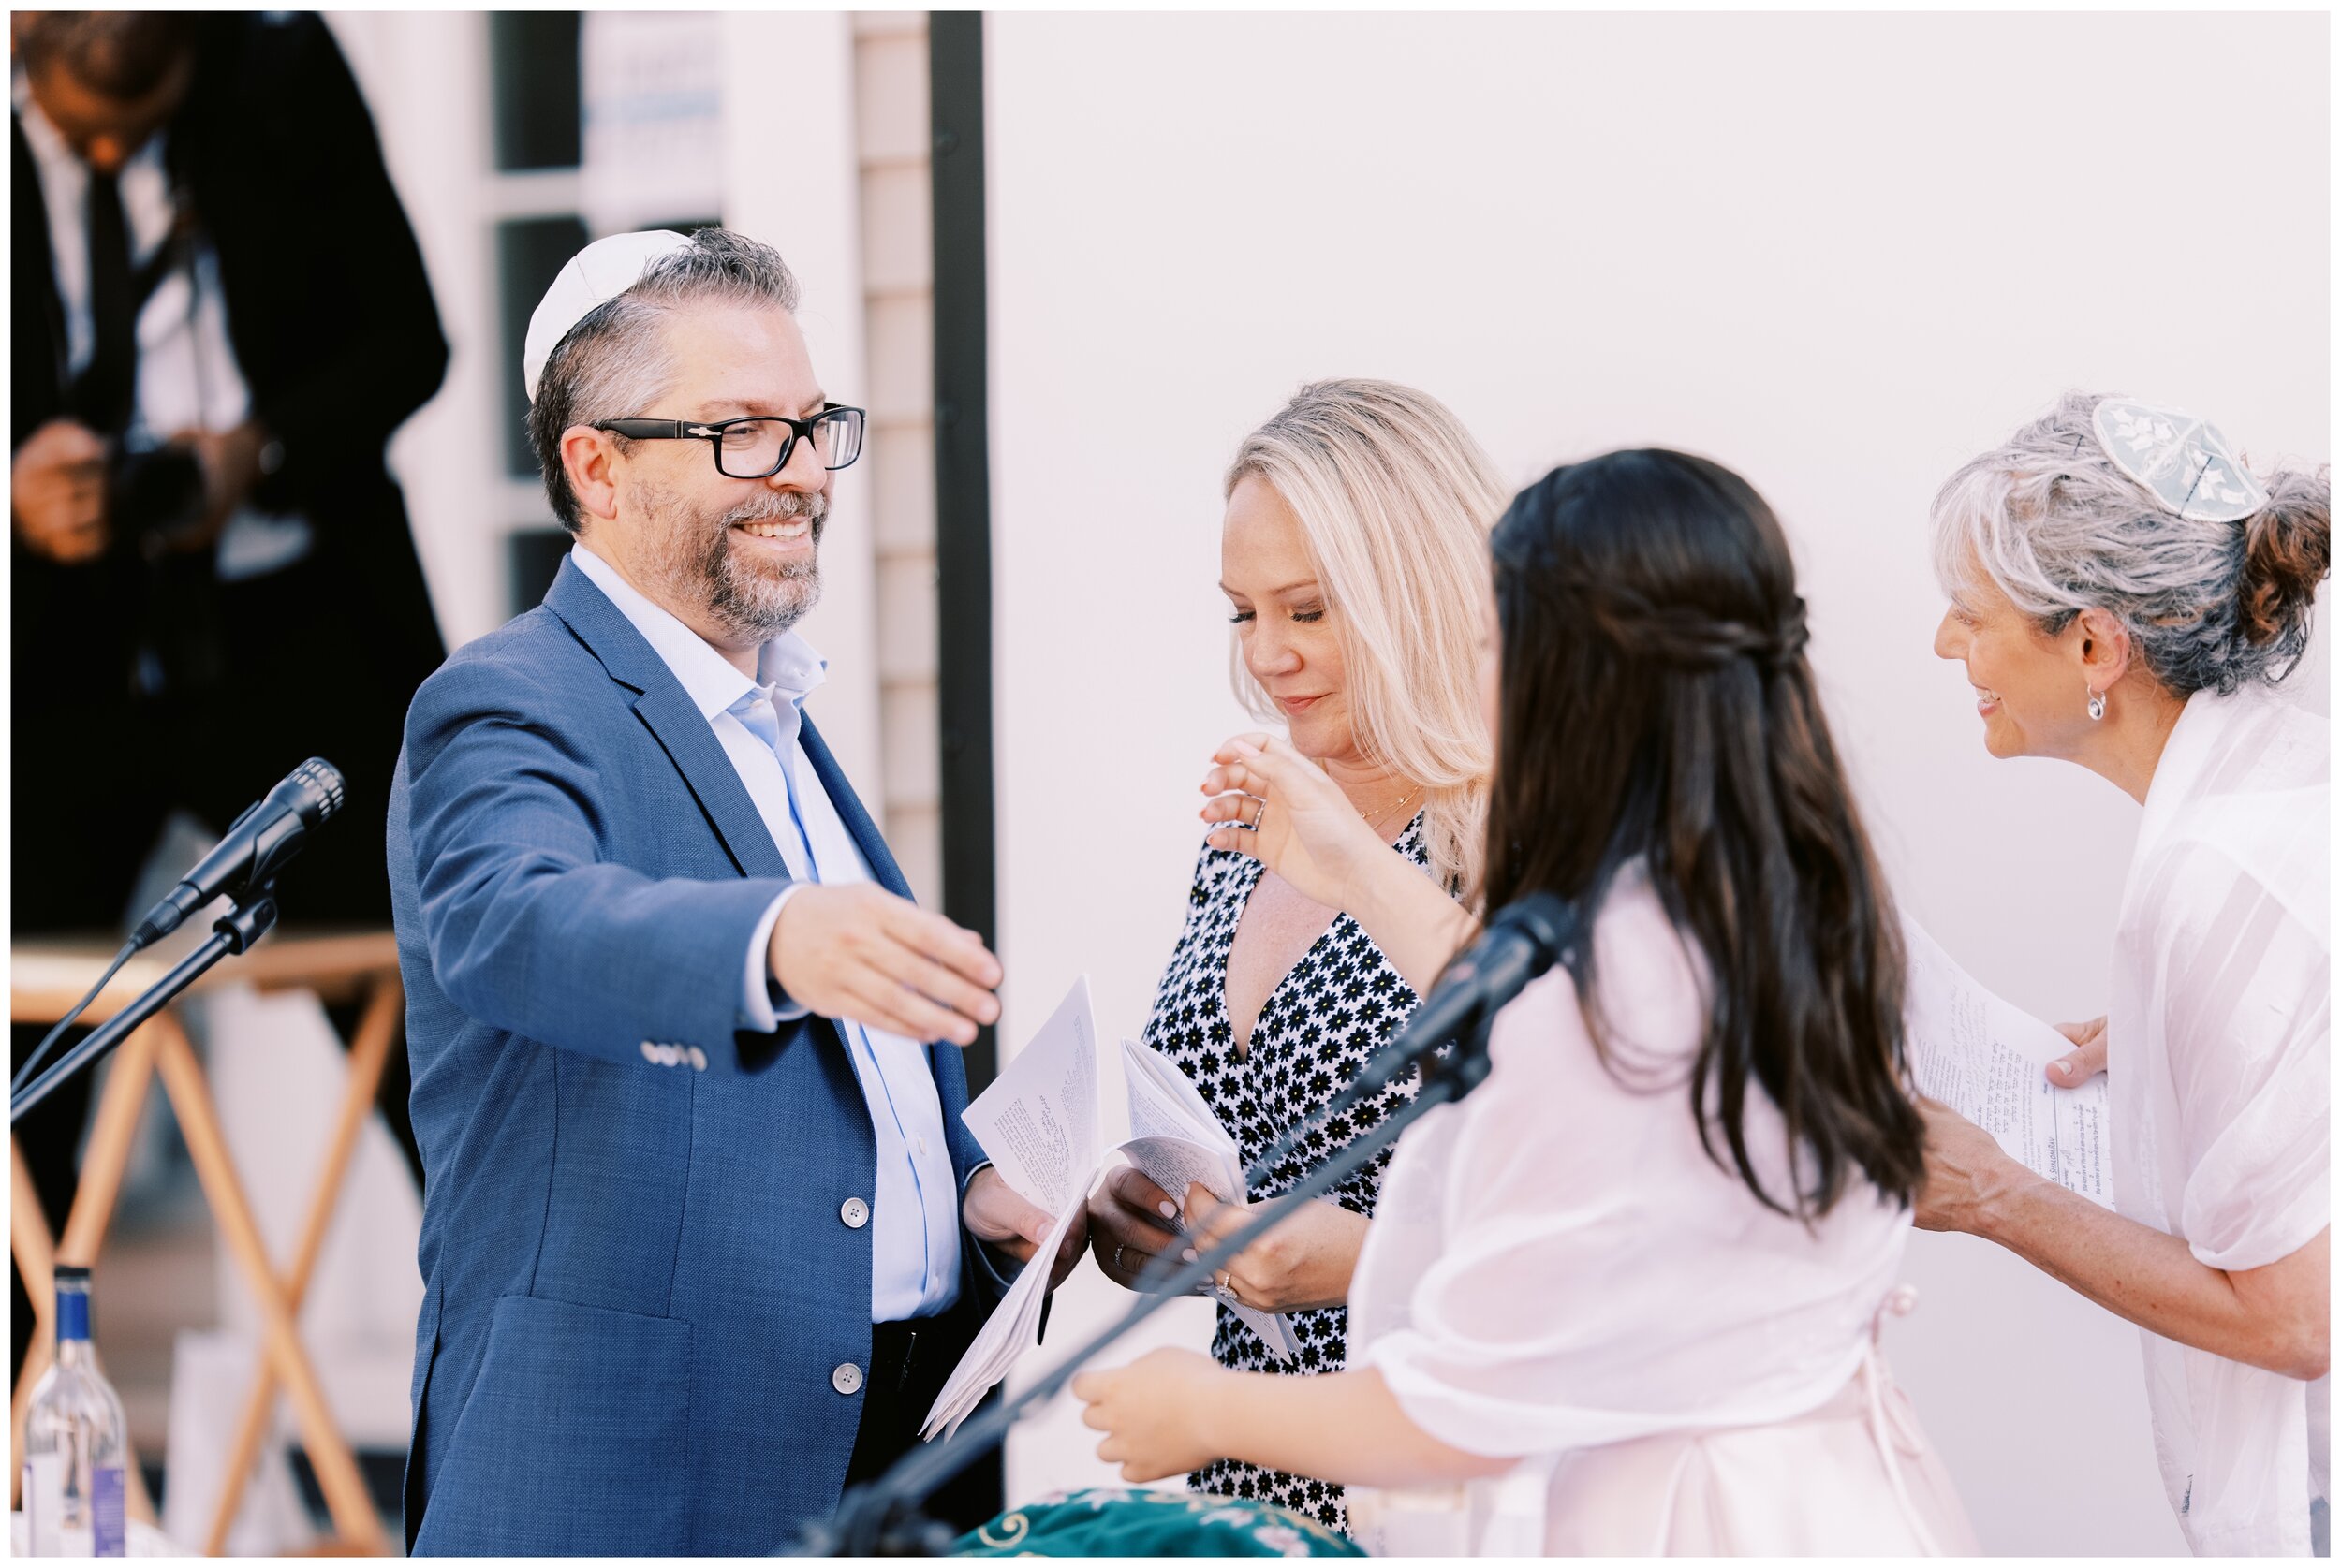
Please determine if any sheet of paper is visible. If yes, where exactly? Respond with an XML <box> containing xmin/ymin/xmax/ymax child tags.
<box><xmin>1118</xmin><ymin>1039</ymin><xmax>1302</xmax><ymax>1363</ymax></box>
<box><xmin>1122</xmin><ymin>1036</ymin><xmax>1232</xmax><ymax>1148</ymax></box>
<box><xmin>932</xmin><ymin>982</ymin><xmax>1311</xmax><ymax>1431</ymax></box>
<box><xmin>1903</xmin><ymin>921</ymin><xmax>2113</xmax><ymax>1208</ymax></box>
<box><xmin>920</xmin><ymin>1195</ymin><xmax>1083</xmax><ymax>1441</ymax></box>
<box><xmin>1119</xmin><ymin>1135</ymin><xmax>1239</xmax><ymax>1209</ymax></box>
<box><xmin>927</xmin><ymin>977</ymin><xmax>1108</xmax><ymax>1438</ymax></box>
<box><xmin>961</xmin><ymin>978</ymin><xmax>1100</xmax><ymax>1215</ymax></box>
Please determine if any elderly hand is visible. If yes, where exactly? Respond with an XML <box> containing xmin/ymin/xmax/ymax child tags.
<box><xmin>2048</xmin><ymin>1016</ymin><xmax>2108</xmax><ymax>1088</ymax></box>
<box><xmin>11</xmin><ymin>418</ymin><xmax>110</xmax><ymax>564</ymax></box>
<box><xmin>1185</xmin><ymin>1184</ymin><xmax>1367</xmax><ymax>1314</ymax></box>
<box><xmin>1912</xmin><ymin>1095</ymin><xmax>2028</xmax><ymax>1235</ymax></box>
<box><xmin>769</xmin><ymin>882</ymin><xmax>1002</xmax><ymax>1047</ymax></box>
<box><xmin>1088</xmin><ymin>1166</ymin><xmax>1194</xmax><ymax>1291</ymax></box>
<box><xmin>1073</xmin><ymin>1347</ymin><xmax>1229</xmax><ymax>1482</ymax></box>
<box><xmin>964</xmin><ymin>1165</ymin><xmax>1087</xmax><ymax>1291</ymax></box>
<box><xmin>1200</xmin><ymin>732</ymin><xmax>1396</xmax><ymax>915</ymax></box>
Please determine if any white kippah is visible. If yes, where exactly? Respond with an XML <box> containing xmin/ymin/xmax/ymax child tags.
<box><xmin>2090</xmin><ymin>398</ymin><xmax>2271</xmax><ymax>524</ymax></box>
<box><xmin>523</xmin><ymin>229</ymin><xmax>695</xmax><ymax>404</ymax></box>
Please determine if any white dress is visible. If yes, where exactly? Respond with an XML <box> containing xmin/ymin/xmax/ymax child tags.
<box><xmin>2111</xmin><ymin>681</ymin><xmax>2331</xmax><ymax>1556</ymax></box>
<box><xmin>1344</xmin><ymin>867</ymin><xmax>1976</xmax><ymax>1555</ymax></box>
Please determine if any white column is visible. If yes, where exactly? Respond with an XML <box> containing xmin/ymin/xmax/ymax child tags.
<box><xmin>719</xmin><ymin>12</ymin><xmax>882</xmax><ymax>790</ymax></box>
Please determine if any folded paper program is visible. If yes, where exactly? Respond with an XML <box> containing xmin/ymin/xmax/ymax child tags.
<box><xmin>922</xmin><ymin>978</ymin><xmax>1300</xmax><ymax>1441</ymax></box>
<box><xmin>1903</xmin><ymin>920</ymin><xmax>2113</xmax><ymax>1208</ymax></box>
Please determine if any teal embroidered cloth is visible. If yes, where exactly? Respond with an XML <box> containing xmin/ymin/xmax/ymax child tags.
<box><xmin>953</xmin><ymin>1487</ymin><xmax>1366</xmax><ymax>1557</ymax></box>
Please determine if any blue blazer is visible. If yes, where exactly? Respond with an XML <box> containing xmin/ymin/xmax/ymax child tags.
<box><xmin>390</xmin><ymin>559</ymin><xmax>995</xmax><ymax>1555</ymax></box>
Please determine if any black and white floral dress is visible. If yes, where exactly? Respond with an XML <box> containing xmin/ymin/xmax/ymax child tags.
<box><xmin>1141</xmin><ymin>815</ymin><xmax>1430</xmax><ymax>1533</ymax></box>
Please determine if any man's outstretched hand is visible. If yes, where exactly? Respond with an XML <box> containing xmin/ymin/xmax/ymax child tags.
<box><xmin>769</xmin><ymin>882</ymin><xmax>1001</xmax><ymax>1046</ymax></box>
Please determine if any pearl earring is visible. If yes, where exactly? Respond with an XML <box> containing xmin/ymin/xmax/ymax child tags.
<box><xmin>2086</xmin><ymin>689</ymin><xmax>2107</xmax><ymax>722</ymax></box>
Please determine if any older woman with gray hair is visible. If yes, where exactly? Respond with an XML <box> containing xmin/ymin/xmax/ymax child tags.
<box><xmin>1920</xmin><ymin>391</ymin><xmax>2330</xmax><ymax>1556</ymax></box>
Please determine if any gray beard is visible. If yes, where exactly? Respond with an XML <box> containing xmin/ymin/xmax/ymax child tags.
<box><xmin>639</xmin><ymin>484</ymin><xmax>827</xmax><ymax>645</ymax></box>
<box><xmin>704</xmin><ymin>492</ymin><xmax>825</xmax><ymax>643</ymax></box>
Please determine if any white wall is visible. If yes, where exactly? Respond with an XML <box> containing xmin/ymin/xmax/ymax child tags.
<box><xmin>984</xmin><ymin>11</ymin><xmax>2328</xmax><ymax>1551</ymax></box>
<box><xmin>720</xmin><ymin>10</ymin><xmax>882</xmax><ymax>786</ymax></box>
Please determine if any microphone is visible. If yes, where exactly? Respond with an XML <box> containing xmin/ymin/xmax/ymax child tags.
<box><xmin>1349</xmin><ymin>890</ymin><xmax>1582</xmax><ymax>1100</ymax></box>
<box><xmin>130</xmin><ymin>758</ymin><xmax>346</xmax><ymax>948</ymax></box>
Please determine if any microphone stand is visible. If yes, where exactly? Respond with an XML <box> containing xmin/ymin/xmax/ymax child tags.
<box><xmin>792</xmin><ymin>992</ymin><xmax>1510</xmax><ymax>1556</ymax></box>
<box><xmin>11</xmin><ymin>883</ymin><xmax>280</xmax><ymax>1123</ymax></box>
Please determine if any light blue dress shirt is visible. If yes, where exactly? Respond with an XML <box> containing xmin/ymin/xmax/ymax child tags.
<box><xmin>569</xmin><ymin>546</ymin><xmax>961</xmax><ymax>1321</ymax></box>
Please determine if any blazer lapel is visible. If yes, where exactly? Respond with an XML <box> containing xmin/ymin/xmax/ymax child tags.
<box><xmin>13</xmin><ymin>115</ymin><xmax>68</xmax><ymax>411</ymax></box>
<box><xmin>544</xmin><ymin>559</ymin><xmax>790</xmax><ymax>882</ymax></box>
<box><xmin>798</xmin><ymin>715</ymin><xmax>970</xmax><ymax>1089</ymax></box>
<box><xmin>800</xmin><ymin>716</ymin><xmax>913</xmax><ymax>901</ymax></box>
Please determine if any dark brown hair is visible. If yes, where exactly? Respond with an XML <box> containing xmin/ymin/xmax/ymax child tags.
<box><xmin>1484</xmin><ymin>449</ymin><xmax>1924</xmax><ymax>1218</ymax></box>
<box><xmin>17</xmin><ymin>12</ymin><xmax>197</xmax><ymax>101</ymax></box>
<box><xmin>2238</xmin><ymin>468</ymin><xmax>2332</xmax><ymax>653</ymax></box>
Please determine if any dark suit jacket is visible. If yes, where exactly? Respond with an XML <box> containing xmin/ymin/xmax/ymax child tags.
<box><xmin>11</xmin><ymin>12</ymin><xmax>449</xmax><ymax>927</ymax></box>
<box><xmin>390</xmin><ymin>560</ymin><xmax>999</xmax><ymax>1554</ymax></box>
<box><xmin>10</xmin><ymin>10</ymin><xmax>446</xmax><ymax>740</ymax></box>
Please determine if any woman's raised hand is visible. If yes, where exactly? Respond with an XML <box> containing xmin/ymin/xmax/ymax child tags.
<box><xmin>1200</xmin><ymin>732</ymin><xmax>1391</xmax><ymax>913</ymax></box>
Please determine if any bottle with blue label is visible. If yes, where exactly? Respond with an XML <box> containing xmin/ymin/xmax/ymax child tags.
<box><xmin>22</xmin><ymin>1267</ymin><xmax>128</xmax><ymax>1557</ymax></box>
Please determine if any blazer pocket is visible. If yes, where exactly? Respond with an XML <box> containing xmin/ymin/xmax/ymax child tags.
<box><xmin>412</xmin><ymin>1294</ymin><xmax>694</xmax><ymax>1556</ymax></box>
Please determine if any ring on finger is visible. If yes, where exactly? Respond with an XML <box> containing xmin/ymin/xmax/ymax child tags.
<box><xmin>1113</xmin><ymin>1241</ymin><xmax>1126</xmax><ymax>1273</ymax></box>
<box><xmin>1247</xmin><ymin>799</ymin><xmax>1266</xmax><ymax>830</ymax></box>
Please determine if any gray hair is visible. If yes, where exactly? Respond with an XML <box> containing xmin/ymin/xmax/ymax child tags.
<box><xmin>528</xmin><ymin>228</ymin><xmax>801</xmax><ymax>535</ymax></box>
<box><xmin>1931</xmin><ymin>391</ymin><xmax>2331</xmax><ymax>696</ymax></box>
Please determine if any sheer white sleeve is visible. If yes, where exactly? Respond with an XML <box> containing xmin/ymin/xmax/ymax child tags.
<box><xmin>1349</xmin><ymin>877</ymin><xmax>1905</xmax><ymax>1458</ymax></box>
<box><xmin>2126</xmin><ymin>840</ymin><xmax>2330</xmax><ymax>1272</ymax></box>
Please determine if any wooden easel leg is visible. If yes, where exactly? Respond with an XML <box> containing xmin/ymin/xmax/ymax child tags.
<box><xmin>10</xmin><ymin>1137</ymin><xmax>59</xmax><ymax>1512</ymax></box>
<box><xmin>153</xmin><ymin>1018</ymin><xmax>389</xmax><ymax>1555</ymax></box>
<box><xmin>56</xmin><ymin>1021</ymin><xmax>165</xmax><ymax>1268</ymax></box>
<box><xmin>11</xmin><ymin>1021</ymin><xmax>163</xmax><ymax>1525</ymax></box>
<box><xmin>202</xmin><ymin>976</ymin><xmax>404</xmax><ymax>1556</ymax></box>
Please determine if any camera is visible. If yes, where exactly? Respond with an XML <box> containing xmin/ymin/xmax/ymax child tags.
<box><xmin>107</xmin><ymin>445</ymin><xmax>206</xmax><ymax>545</ymax></box>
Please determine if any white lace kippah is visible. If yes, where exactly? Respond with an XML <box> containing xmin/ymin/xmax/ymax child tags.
<box><xmin>2090</xmin><ymin>398</ymin><xmax>2270</xmax><ymax>524</ymax></box>
<box><xmin>523</xmin><ymin>229</ymin><xmax>694</xmax><ymax>403</ymax></box>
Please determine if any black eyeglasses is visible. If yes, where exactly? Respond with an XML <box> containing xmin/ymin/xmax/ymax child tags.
<box><xmin>592</xmin><ymin>403</ymin><xmax>867</xmax><ymax>478</ymax></box>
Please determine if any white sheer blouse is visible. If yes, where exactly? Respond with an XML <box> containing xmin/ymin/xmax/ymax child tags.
<box><xmin>1346</xmin><ymin>867</ymin><xmax>1920</xmax><ymax>1543</ymax></box>
<box><xmin>2112</xmin><ymin>681</ymin><xmax>2331</xmax><ymax>1556</ymax></box>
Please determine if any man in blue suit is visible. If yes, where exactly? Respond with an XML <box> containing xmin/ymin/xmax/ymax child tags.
<box><xmin>389</xmin><ymin>228</ymin><xmax>1076</xmax><ymax>1554</ymax></box>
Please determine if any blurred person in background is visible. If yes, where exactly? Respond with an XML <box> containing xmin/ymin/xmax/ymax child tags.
<box><xmin>10</xmin><ymin>8</ymin><xmax>446</xmax><ymax>1370</ymax></box>
<box><xmin>1076</xmin><ymin>449</ymin><xmax>1977</xmax><ymax>1555</ymax></box>
<box><xmin>1921</xmin><ymin>393</ymin><xmax>2330</xmax><ymax>1556</ymax></box>
<box><xmin>1084</xmin><ymin>379</ymin><xmax>1505</xmax><ymax>1534</ymax></box>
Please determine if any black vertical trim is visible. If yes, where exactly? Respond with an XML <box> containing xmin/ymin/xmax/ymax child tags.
<box><xmin>930</xmin><ymin>13</ymin><xmax>998</xmax><ymax>1092</ymax></box>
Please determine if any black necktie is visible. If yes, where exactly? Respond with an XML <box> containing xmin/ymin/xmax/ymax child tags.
<box><xmin>79</xmin><ymin>167</ymin><xmax>137</xmax><ymax>436</ymax></box>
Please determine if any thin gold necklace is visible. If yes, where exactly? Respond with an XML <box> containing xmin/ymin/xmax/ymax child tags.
<box><xmin>1356</xmin><ymin>784</ymin><xmax>1420</xmax><ymax>828</ymax></box>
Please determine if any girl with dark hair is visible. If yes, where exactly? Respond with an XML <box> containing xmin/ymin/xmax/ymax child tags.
<box><xmin>1923</xmin><ymin>395</ymin><xmax>2330</xmax><ymax>1556</ymax></box>
<box><xmin>1074</xmin><ymin>450</ymin><xmax>1975</xmax><ymax>1554</ymax></box>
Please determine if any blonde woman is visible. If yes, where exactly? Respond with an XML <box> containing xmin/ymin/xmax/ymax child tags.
<box><xmin>1085</xmin><ymin>379</ymin><xmax>1504</xmax><ymax>1531</ymax></box>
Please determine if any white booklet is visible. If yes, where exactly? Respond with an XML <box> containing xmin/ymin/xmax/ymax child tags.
<box><xmin>1903</xmin><ymin>920</ymin><xmax>2113</xmax><ymax>1208</ymax></box>
<box><xmin>921</xmin><ymin>977</ymin><xmax>1300</xmax><ymax>1441</ymax></box>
